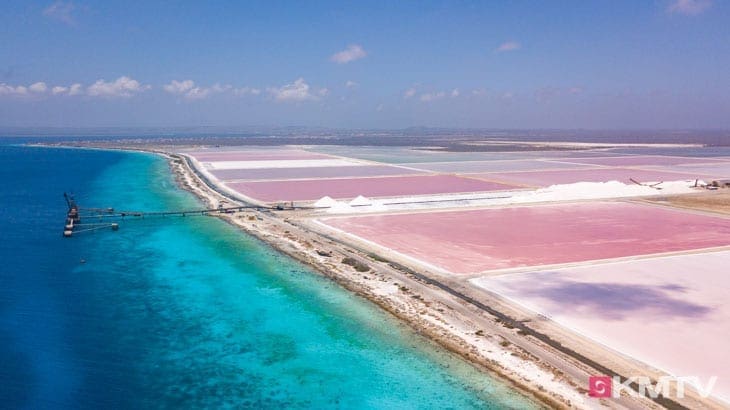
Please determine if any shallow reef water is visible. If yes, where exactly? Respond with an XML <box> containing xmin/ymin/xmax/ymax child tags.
<box><xmin>0</xmin><ymin>145</ymin><xmax>536</xmax><ymax>409</ymax></box>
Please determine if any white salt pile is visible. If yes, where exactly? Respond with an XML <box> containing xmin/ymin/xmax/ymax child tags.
<box><xmin>328</xmin><ymin>201</ymin><xmax>354</xmax><ymax>213</ymax></box>
<box><xmin>370</xmin><ymin>200</ymin><xmax>387</xmax><ymax>211</ymax></box>
<box><xmin>313</xmin><ymin>196</ymin><xmax>338</xmax><ymax>207</ymax></box>
<box><xmin>512</xmin><ymin>180</ymin><xmax>701</xmax><ymax>203</ymax></box>
<box><xmin>318</xmin><ymin>179</ymin><xmax>702</xmax><ymax>214</ymax></box>
<box><xmin>349</xmin><ymin>195</ymin><xmax>372</xmax><ymax>206</ymax></box>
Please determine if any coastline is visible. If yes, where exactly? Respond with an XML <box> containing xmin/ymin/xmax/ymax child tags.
<box><xmin>164</xmin><ymin>151</ymin><xmax>575</xmax><ymax>408</ymax></box>
<box><xmin>165</xmin><ymin>149</ymin><xmax>632</xmax><ymax>409</ymax></box>
<box><xmin>47</xmin><ymin>142</ymin><xmax>727</xmax><ymax>410</ymax></box>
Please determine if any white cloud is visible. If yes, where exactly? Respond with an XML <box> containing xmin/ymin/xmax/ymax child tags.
<box><xmin>403</xmin><ymin>87</ymin><xmax>417</xmax><ymax>99</ymax></box>
<box><xmin>2</xmin><ymin>78</ymin><xmax>149</xmax><ymax>98</ymax></box>
<box><xmin>471</xmin><ymin>88</ymin><xmax>487</xmax><ymax>97</ymax></box>
<box><xmin>451</xmin><ymin>88</ymin><xmax>460</xmax><ymax>98</ymax></box>
<box><xmin>0</xmin><ymin>83</ymin><xmax>29</xmax><ymax>96</ymax></box>
<box><xmin>345</xmin><ymin>80</ymin><xmax>358</xmax><ymax>88</ymax></box>
<box><xmin>163</xmin><ymin>80</ymin><xmax>262</xmax><ymax>100</ymax></box>
<box><xmin>87</xmin><ymin>76</ymin><xmax>150</xmax><ymax>98</ymax></box>
<box><xmin>163</xmin><ymin>79</ymin><xmax>195</xmax><ymax>94</ymax></box>
<box><xmin>42</xmin><ymin>1</ymin><xmax>77</xmax><ymax>26</ymax></box>
<box><xmin>668</xmin><ymin>0</ymin><xmax>712</xmax><ymax>15</ymax></box>
<box><xmin>496</xmin><ymin>41</ymin><xmax>521</xmax><ymax>52</ymax></box>
<box><xmin>210</xmin><ymin>83</ymin><xmax>232</xmax><ymax>93</ymax></box>
<box><xmin>29</xmin><ymin>82</ymin><xmax>48</xmax><ymax>93</ymax></box>
<box><xmin>420</xmin><ymin>91</ymin><xmax>446</xmax><ymax>102</ymax></box>
<box><xmin>318</xmin><ymin>88</ymin><xmax>329</xmax><ymax>97</ymax></box>
<box><xmin>0</xmin><ymin>82</ymin><xmax>52</xmax><ymax>97</ymax></box>
<box><xmin>330</xmin><ymin>44</ymin><xmax>367</xmax><ymax>64</ymax></box>
<box><xmin>51</xmin><ymin>83</ymin><xmax>83</xmax><ymax>96</ymax></box>
<box><xmin>268</xmin><ymin>78</ymin><xmax>323</xmax><ymax>102</ymax></box>
<box><xmin>68</xmin><ymin>83</ymin><xmax>83</xmax><ymax>95</ymax></box>
<box><xmin>52</xmin><ymin>85</ymin><xmax>68</xmax><ymax>95</ymax></box>
<box><xmin>163</xmin><ymin>80</ymin><xmax>226</xmax><ymax>100</ymax></box>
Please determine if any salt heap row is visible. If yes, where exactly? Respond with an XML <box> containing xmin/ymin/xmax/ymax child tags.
<box><xmin>313</xmin><ymin>195</ymin><xmax>389</xmax><ymax>213</ymax></box>
<box><xmin>314</xmin><ymin>195</ymin><xmax>372</xmax><ymax>207</ymax></box>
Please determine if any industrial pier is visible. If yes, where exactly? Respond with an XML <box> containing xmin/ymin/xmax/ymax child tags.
<box><xmin>62</xmin><ymin>193</ymin><xmax>301</xmax><ymax>237</ymax></box>
<box><xmin>63</xmin><ymin>193</ymin><xmax>119</xmax><ymax>237</ymax></box>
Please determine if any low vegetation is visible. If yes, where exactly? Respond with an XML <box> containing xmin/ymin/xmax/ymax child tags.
<box><xmin>341</xmin><ymin>257</ymin><xmax>371</xmax><ymax>272</ymax></box>
<box><xmin>367</xmin><ymin>252</ymin><xmax>389</xmax><ymax>263</ymax></box>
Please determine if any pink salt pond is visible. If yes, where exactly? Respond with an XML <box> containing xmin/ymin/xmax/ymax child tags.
<box><xmin>321</xmin><ymin>202</ymin><xmax>730</xmax><ymax>274</ymax></box>
<box><xmin>552</xmin><ymin>155</ymin><xmax>726</xmax><ymax>167</ymax></box>
<box><xmin>401</xmin><ymin>159</ymin><xmax>594</xmax><ymax>174</ymax></box>
<box><xmin>211</xmin><ymin>165</ymin><xmax>424</xmax><ymax>181</ymax></box>
<box><xmin>481</xmin><ymin>168</ymin><xmax>714</xmax><ymax>187</ymax></box>
<box><xmin>227</xmin><ymin>175</ymin><xmax>518</xmax><ymax>202</ymax></box>
<box><xmin>472</xmin><ymin>251</ymin><xmax>730</xmax><ymax>403</ymax></box>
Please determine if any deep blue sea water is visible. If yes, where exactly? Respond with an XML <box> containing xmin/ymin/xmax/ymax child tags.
<box><xmin>0</xmin><ymin>145</ymin><xmax>537</xmax><ymax>409</ymax></box>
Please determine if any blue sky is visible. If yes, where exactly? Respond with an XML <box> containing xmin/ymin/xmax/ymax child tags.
<box><xmin>1</xmin><ymin>0</ymin><xmax>728</xmax><ymax>129</ymax></box>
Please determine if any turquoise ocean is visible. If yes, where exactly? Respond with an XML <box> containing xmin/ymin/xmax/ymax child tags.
<box><xmin>0</xmin><ymin>144</ymin><xmax>537</xmax><ymax>409</ymax></box>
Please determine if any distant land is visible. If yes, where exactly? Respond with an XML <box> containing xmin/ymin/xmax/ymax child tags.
<box><xmin>3</xmin><ymin>127</ymin><xmax>730</xmax><ymax>147</ymax></box>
